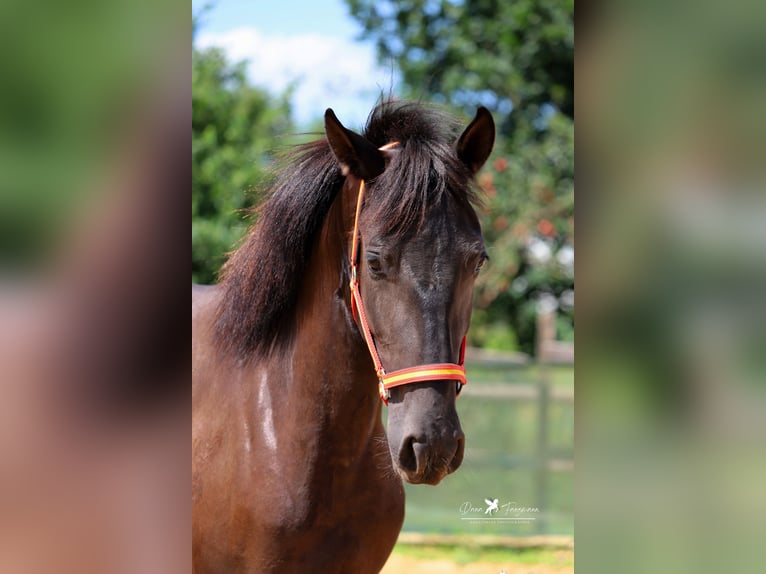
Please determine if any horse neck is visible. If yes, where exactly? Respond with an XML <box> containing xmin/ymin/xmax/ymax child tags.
<box><xmin>285</xmin><ymin>178</ymin><xmax>382</xmax><ymax>454</ymax></box>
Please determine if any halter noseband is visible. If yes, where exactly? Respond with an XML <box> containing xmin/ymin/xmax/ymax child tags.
<box><xmin>348</xmin><ymin>143</ymin><xmax>468</xmax><ymax>405</ymax></box>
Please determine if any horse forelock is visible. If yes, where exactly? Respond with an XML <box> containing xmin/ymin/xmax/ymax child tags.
<box><xmin>362</xmin><ymin>101</ymin><xmax>480</xmax><ymax>238</ymax></box>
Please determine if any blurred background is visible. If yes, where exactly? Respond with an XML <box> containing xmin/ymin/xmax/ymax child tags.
<box><xmin>577</xmin><ymin>1</ymin><xmax>766</xmax><ymax>573</ymax></box>
<box><xmin>0</xmin><ymin>1</ymin><xmax>188</xmax><ymax>572</ymax></box>
<box><xmin>192</xmin><ymin>0</ymin><xmax>574</xmax><ymax>570</ymax></box>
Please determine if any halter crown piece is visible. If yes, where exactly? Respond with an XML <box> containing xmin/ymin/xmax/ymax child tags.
<box><xmin>349</xmin><ymin>142</ymin><xmax>468</xmax><ymax>405</ymax></box>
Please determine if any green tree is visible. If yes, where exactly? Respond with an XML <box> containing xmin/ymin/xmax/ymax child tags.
<box><xmin>192</xmin><ymin>39</ymin><xmax>293</xmax><ymax>284</ymax></box>
<box><xmin>347</xmin><ymin>0</ymin><xmax>574</xmax><ymax>354</ymax></box>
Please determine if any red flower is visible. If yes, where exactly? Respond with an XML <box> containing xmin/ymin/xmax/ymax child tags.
<box><xmin>537</xmin><ymin>219</ymin><xmax>557</xmax><ymax>237</ymax></box>
<box><xmin>493</xmin><ymin>216</ymin><xmax>508</xmax><ymax>231</ymax></box>
<box><xmin>493</xmin><ymin>157</ymin><xmax>508</xmax><ymax>172</ymax></box>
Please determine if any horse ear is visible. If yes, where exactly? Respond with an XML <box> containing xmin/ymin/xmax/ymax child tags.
<box><xmin>456</xmin><ymin>106</ymin><xmax>495</xmax><ymax>175</ymax></box>
<box><xmin>324</xmin><ymin>108</ymin><xmax>385</xmax><ymax>180</ymax></box>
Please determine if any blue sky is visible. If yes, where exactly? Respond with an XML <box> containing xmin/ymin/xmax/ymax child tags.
<box><xmin>193</xmin><ymin>0</ymin><xmax>398</xmax><ymax>127</ymax></box>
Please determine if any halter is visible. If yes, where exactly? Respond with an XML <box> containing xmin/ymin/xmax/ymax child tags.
<box><xmin>348</xmin><ymin>142</ymin><xmax>468</xmax><ymax>405</ymax></box>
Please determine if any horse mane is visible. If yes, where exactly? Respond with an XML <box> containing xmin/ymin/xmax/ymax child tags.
<box><xmin>213</xmin><ymin>99</ymin><xmax>480</xmax><ymax>360</ymax></box>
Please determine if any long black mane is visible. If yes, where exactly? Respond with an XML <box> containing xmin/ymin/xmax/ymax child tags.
<box><xmin>214</xmin><ymin>100</ymin><xmax>480</xmax><ymax>359</ymax></box>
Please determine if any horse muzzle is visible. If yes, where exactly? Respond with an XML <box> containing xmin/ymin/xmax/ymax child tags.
<box><xmin>393</xmin><ymin>427</ymin><xmax>465</xmax><ymax>485</ymax></box>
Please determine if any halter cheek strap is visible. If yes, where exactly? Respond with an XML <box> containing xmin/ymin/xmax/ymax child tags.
<box><xmin>348</xmin><ymin>151</ymin><xmax>468</xmax><ymax>405</ymax></box>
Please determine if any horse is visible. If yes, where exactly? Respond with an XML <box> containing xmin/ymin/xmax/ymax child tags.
<box><xmin>192</xmin><ymin>100</ymin><xmax>495</xmax><ymax>573</ymax></box>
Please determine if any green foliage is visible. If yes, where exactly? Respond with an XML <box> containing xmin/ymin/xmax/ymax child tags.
<box><xmin>347</xmin><ymin>0</ymin><xmax>574</xmax><ymax>354</ymax></box>
<box><xmin>192</xmin><ymin>44</ymin><xmax>293</xmax><ymax>284</ymax></box>
<box><xmin>346</xmin><ymin>0</ymin><xmax>573</xmax><ymax>131</ymax></box>
<box><xmin>473</xmin><ymin>112</ymin><xmax>574</xmax><ymax>354</ymax></box>
<box><xmin>393</xmin><ymin>543</ymin><xmax>574</xmax><ymax>567</ymax></box>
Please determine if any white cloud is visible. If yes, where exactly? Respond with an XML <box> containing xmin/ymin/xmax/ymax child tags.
<box><xmin>197</xmin><ymin>27</ymin><xmax>396</xmax><ymax>126</ymax></box>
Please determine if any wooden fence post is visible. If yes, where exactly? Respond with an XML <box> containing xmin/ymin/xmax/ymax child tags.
<box><xmin>536</xmin><ymin>379</ymin><xmax>550</xmax><ymax>534</ymax></box>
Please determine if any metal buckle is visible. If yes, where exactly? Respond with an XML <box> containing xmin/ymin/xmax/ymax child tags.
<box><xmin>378</xmin><ymin>380</ymin><xmax>390</xmax><ymax>402</ymax></box>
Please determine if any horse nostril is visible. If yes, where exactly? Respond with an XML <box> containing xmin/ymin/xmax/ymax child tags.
<box><xmin>397</xmin><ymin>436</ymin><xmax>418</xmax><ymax>474</ymax></box>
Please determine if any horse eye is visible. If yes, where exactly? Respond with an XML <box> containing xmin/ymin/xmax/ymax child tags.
<box><xmin>474</xmin><ymin>254</ymin><xmax>489</xmax><ymax>274</ymax></box>
<box><xmin>366</xmin><ymin>254</ymin><xmax>383</xmax><ymax>275</ymax></box>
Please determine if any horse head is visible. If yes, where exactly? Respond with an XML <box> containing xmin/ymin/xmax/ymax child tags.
<box><xmin>325</xmin><ymin>104</ymin><xmax>495</xmax><ymax>485</ymax></box>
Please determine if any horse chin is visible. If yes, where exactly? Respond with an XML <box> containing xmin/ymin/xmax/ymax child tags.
<box><xmin>395</xmin><ymin>465</ymin><xmax>449</xmax><ymax>486</ymax></box>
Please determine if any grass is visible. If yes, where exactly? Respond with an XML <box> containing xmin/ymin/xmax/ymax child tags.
<box><xmin>393</xmin><ymin>543</ymin><xmax>574</xmax><ymax>567</ymax></box>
